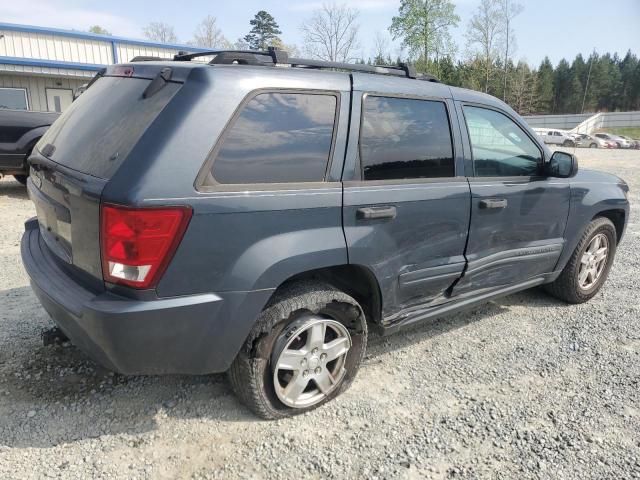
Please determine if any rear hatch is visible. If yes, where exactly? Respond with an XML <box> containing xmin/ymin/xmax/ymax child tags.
<box><xmin>28</xmin><ymin>63</ymin><xmax>186</xmax><ymax>289</ymax></box>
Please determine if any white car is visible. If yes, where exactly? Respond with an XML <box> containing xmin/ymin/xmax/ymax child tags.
<box><xmin>533</xmin><ymin>128</ymin><xmax>576</xmax><ymax>147</ymax></box>
<box><xmin>595</xmin><ymin>133</ymin><xmax>631</xmax><ymax>149</ymax></box>
<box><xmin>571</xmin><ymin>133</ymin><xmax>610</xmax><ymax>148</ymax></box>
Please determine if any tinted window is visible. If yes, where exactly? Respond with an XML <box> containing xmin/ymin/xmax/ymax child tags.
<box><xmin>0</xmin><ymin>88</ymin><xmax>28</xmax><ymax>110</ymax></box>
<box><xmin>209</xmin><ymin>92</ymin><xmax>337</xmax><ymax>184</ymax></box>
<box><xmin>38</xmin><ymin>76</ymin><xmax>180</xmax><ymax>179</ymax></box>
<box><xmin>360</xmin><ymin>96</ymin><xmax>454</xmax><ymax>180</ymax></box>
<box><xmin>463</xmin><ymin>106</ymin><xmax>542</xmax><ymax>177</ymax></box>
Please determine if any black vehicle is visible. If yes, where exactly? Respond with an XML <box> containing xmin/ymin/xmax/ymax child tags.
<box><xmin>21</xmin><ymin>50</ymin><xmax>630</xmax><ymax>419</ymax></box>
<box><xmin>0</xmin><ymin>109</ymin><xmax>59</xmax><ymax>184</ymax></box>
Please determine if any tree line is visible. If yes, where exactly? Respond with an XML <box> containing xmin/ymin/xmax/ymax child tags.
<box><xmin>88</xmin><ymin>0</ymin><xmax>640</xmax><ymax>116</ymax></box>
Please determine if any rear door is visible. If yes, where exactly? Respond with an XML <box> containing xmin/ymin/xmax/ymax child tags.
<box><xmin>45</xmin><ymin>88</ymin><xmax>73</xmax><ymax>113</ymax></box>
<box><xmin>342</xmin><ymin>76</ymin><xmax>471</xmax><ymax>321</ymax></box>
<box><xmin>453</xmin><ymin>103</ymin><xmax>570</xmax><ymax>295</ymax></box>
<box><xmin>28</xmin><ymin>66</ymin><xmax>185</xmax><ymax>286</ymax></box>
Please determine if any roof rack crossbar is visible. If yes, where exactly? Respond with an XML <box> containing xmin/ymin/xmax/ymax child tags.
<box><xmin>170</xmin><ymin>48</ymin><xmax>439</xmax><ymax>82</ymax></box>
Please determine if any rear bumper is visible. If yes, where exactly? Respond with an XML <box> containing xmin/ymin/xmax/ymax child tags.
<box><xmin>21</xmin><ymin>218</ymin><xmax>273</xmax><ymax>375</ymax></box>
<box><xmin>0</xmin><ymin>153</ymin><xmax>27</xmax><ymax>175</ymax></box>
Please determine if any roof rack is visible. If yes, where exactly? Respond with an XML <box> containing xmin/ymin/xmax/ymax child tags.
<box><xmin>168</xmin><ymin>47</ymin><xmax>440</xmax><ymax>82</ymax></box>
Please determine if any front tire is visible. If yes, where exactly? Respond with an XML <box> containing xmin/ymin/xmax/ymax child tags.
<box><xmin>228</xmin><ymin>281</ymin><xmax>367</xmax><ymax>419</ymax></box>
<box><xmin>544</xmin><ymin>217</ymin><xmax>617</xmax><ymax>303</ymax></box>
<box><xmin>590</xmin><ymin>143</ymin><xmax>598</xmax><ymax>148</ymax></box>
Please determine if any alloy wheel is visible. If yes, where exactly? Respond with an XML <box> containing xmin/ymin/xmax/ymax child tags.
<box><xmin>272</xmin><ymin>316</ymin><xmax>351</xmax><ymax>408</ymax></box>
<box><xmin>578</xmin><ymin>233</ymin><xmax>609</xmax><ymax>289</ymax></box>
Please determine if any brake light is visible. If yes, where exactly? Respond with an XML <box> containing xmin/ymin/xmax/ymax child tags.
<box><xmin>112</xmin><ymin>66</ymin><xmax>134</xmax><ymax>77</ymax></box>
<box><xmin>100</xmin><ymin>204</ymin><xmax>192</xmax><ymax>289</ymax></box>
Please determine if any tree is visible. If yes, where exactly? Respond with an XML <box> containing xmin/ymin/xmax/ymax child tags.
<box><xmin>143</xmin><ymin>22</ymin><xmax>178</xmax><ymax>43</ymax></box>
<box><xmin>372</xmin><ymin>31</ymin><xmax>391</xmax><ymax>65</ymax></box>
<box><xmin>301</xmin><ymin>3</ymin><xmax>361</xmax><ymax>62</ymax></box>
<box><xmin>552</xmin><ymin>59</ymin><xmax>572</xmax><ymax>113</ymax></box>
<box><xmin>88</xmin><ymin>25</ymin><xmax>111</xmax><ymax>36</ymax></box>
<box><xmin>465</xmin><ymin>0</ymin><xmax>501</xmax><ymax>93</ymax></box>
<box><xmin>498</xmin><ymin>0</ymin><xmax>523</xmax><ymax>101</ymax></box>
<box><xmin>244</xmin><ymin>10</ymin><xmax>282</xmax><ymax>50</ymax></box>
<box><xmin>389</xmin><ymin>0</ymin><xmax>459</xmax><ymax>66</ymax></box>
<box><xmin>535</xmin><ymin>57</ymin><xmax>554</xmax><ymax>114</ymax></box>
<box><xmin>191</xmin><ymin>15</ymin><xmax>231</xmax><ymax>49</ymax></box>
<box><xmin>271</xmin><ymin>38</ymin><xmax>300</xmax><ymax>57</ymax></box>
<box><xmin>233</xmin><ymin>37</ymin><xmax>250</xmax><ymax>50</ymax></box>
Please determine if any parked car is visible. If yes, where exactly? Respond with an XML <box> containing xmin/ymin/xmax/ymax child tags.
<box><xmin>618</xmin><ymin>135</ymin><xmax>640</xmax><ymax>149</ymax></box>
<box><xmin>595</xmin><ymin>133</ymin><xmax>632</xmax><ymax>149</ymax></box>
<box><xmin>533</xmin><ymin>128</ymin><xmax>575</xmax><ymax>147</ymax></box>
<box><xmin>572</xmin><ymin>133</ymin><xmax>611</xmax><ymax>148</ymax></box>
<box><xmin>0</xmin><ymin>109</ymin><xmax>59</xmax><ymax>184</ymax></box>
<box><xmin>21</xmin><ymin>51</ymin><xmax>630</xmax><ymax>419</ymax></box>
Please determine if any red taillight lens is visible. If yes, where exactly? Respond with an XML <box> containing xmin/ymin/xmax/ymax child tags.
<box><xmin>100</xmin><ymin>204</ymin><xmax>192</xmax><ymax>289</ymax></box>
<box><xmin>112</xmin><ymin>66</ymin><xmax>134</xmax><ymax>77</ymax></box>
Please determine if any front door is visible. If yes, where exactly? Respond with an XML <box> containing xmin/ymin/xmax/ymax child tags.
<box><xmin>343</xmin><ymin>92</ymin><xmax>471</xmax><ymax>320</ymax></box>
<box><xmin>453</xmin><ymin>104</ymin><xmax>570</xmax><ymax>295</ymax></box>
<box><xmin>46</xmin><ymin>88</ymin><xmax>73</xmax><ymax>112</ymax></box>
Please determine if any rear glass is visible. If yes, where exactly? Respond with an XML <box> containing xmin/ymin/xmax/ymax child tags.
<box><xmin>37</xmin><ymin>76</ymin><xmax>180</xmax><ymax>179</ymax></box>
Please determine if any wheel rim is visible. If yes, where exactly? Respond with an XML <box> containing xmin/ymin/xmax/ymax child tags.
<box><xmin>272</xmin><ymin>315</ymin><xmax>351</xmax><ymax>408</ymax></box>
<box><xmin>578</xmin><ymin>233</ymin><xmax>609</xmax><ymax>290</ymax></box>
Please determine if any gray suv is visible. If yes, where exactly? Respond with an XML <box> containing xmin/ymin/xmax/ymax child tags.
<box><xmin>21</xmin><ymin>50</ymin><xmax>630</xmax><ymax>419</ymax></box>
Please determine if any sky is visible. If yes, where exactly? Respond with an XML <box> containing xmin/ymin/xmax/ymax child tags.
<box><xmin>1</xmin><ymin>0</ymin><xmax>639</xmax><ymax>67</ymax></box>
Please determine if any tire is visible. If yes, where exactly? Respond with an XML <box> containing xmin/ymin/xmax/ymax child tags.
<box><xmin>590</xmin><ymin>143</ymin><xmax>598</xmax><ymax>148</ymax></box>
<box><xmin>228</xmin><ymin>281</ymin><xmax>368</xmax><ymax>419</ymax></box>
<box><xmin>13</xmin><ymin>174</ymin><xmax>28</xmax><ymax>185</ymax></box>
<box><xmin>562</xmin><ymin>140</ymin><xmax>573</xmax><ymax>147</ymax></box>
<box><xmin>544</xmin><ymin>217</ymin><xmax>617</xmax><ymax>304</ymax></box>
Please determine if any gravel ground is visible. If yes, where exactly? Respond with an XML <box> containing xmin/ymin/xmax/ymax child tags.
<box><xmin>1</xmin><ymin>148</ymin><xmax>639</xmax><ymax>480</ymax></box>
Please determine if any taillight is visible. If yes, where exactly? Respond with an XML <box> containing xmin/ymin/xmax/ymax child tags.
<box><xmin>100</xmin><ymin>204</ymin><xmax>192</xmax><ymax>289</ymax></box>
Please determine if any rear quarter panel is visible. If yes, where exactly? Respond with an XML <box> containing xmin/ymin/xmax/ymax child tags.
<box><xmin>101</xmin><ymin>66</ymin><xmax>353</xmax><ymax>296</ymax></box>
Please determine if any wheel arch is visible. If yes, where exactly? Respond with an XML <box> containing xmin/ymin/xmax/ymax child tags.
<box><xmin>593</xmin><ymin>209</ymin><xmax>626</xmax><ymax>243</ymax></box>
<box><xmin>272</xmin><ymin>264</ymin><xmax>383</xmax><ymax>327</ymax></box>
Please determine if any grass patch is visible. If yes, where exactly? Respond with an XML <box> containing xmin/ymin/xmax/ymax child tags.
<box><xmin>596</xmin><ymin>127</ymin><xmax>640</xmax><ymax>138</ymax></box>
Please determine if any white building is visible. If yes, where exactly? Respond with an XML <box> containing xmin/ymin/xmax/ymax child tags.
<box><xmin>0</xmin><ymin>22</ymin><xmax>209</xmax><ymax>113</ymax></box>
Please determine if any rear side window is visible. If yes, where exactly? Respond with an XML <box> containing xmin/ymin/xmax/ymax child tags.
<box><xmin>359</xmin><ymin>96</ymin><xmax>454</xmax><ymax>181</ymax></box>
<box><xmin>38</xmin><ymin>76</ymin><xmax>180</xmax><ymax>179</ymax></box>
<box><xmin>207</xmin><ymin>92</ymin><xmax>338</xmax><ymax>185</ymax></box>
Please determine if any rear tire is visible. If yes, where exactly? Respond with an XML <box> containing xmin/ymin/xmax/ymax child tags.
<box><xmin>544</xmin><ymin>217</ymin><xmax>617</xmax><ymax>304</ymax></box>
<box><xmin>562</xmin><ymin>140</ymin><xmax>573</xmax><ymax>147</ymax></box>
<box><xmin>590</xmin><ymin>143</ymin><xmax>597</xmax><ymax>148</ymax></box>
<box><xmin>13</xmin><ymin>174</ymin><xmax>28</xmax><ymax>185</ymax></box>
<box><xmin>228</xmin><ymin>281</ymin><xmax>367</xmax><ymax>419</ymax></box>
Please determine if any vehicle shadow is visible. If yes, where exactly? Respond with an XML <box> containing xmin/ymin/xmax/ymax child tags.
<box><xmin>0</xmin><ymin>285</ymin><xmax>569</xmax><ymax>449</ymax></box>
<box><xmin>0</xmin><ymin>179</ymin><xmax>28</xmax><ymax>199</ymax></box>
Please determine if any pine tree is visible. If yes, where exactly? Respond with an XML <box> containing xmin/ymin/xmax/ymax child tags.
<box><xmin>535</xmin><ymin>57</ymin><xmax>554</xmax><ymax>114</ymax></box>
<box><xmin>552</xmin><ymin>59</ymin><xmax>572</xmax><ymax>113</ymax></box>
<box><xmin>243</xmin><ymin>11</ymin><xmax>282</xmax><ymax>50</ymax></box>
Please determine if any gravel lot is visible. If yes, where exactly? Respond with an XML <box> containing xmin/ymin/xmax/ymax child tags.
<box><xmin>1</xmin><ymin>148</ymin><xmax>639</xmax><ymax>479</ymax></box>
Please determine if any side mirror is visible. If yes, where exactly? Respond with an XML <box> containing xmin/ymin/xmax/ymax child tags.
<box><xmin>546</xmin><ymin>151</ymin><xmax>578</xmax><ymax>178</ymax></box>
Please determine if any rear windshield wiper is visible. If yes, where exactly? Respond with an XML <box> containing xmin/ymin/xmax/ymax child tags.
<box><xmin>142</xmin><ymin>68</ymin><xmax>173</xmax><ymax>99</ymax></box>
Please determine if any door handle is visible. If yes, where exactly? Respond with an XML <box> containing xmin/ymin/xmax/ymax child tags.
<box><xmin>479</xmin><ymin>198</ymin><xmax>508</xmax><ymax>209</ymax></box>
<box><xmin>356</xmin><ymin>206</ymin><xmax>397</xmax><ymax>220</ymax></box>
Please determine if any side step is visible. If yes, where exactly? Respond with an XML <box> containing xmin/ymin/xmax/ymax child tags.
<box><xmin>381</xmin><ymin>276</ymin><xmax>548</xmax><ymax>336</ymax></box>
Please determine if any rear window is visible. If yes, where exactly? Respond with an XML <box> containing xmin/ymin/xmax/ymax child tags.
<box><xmin>204</xmin><ymin>92</ymin><xmax>338</xmax><ymax>185</ymax></box>
<box><xmin>37</xmin><ymin>76</ymin><xmax>180</xmax><ymax>179</ymax></box>
<box><xmin>359</xmin><ymin>96</ymin><xmax>454</xmax><ymax>181</ymax></box>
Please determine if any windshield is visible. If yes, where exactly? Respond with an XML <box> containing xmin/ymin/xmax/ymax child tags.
<box><xmin>38</xmin><ymin>76</ymin><xmax>180</xmax><ymax>179</ymax></box>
